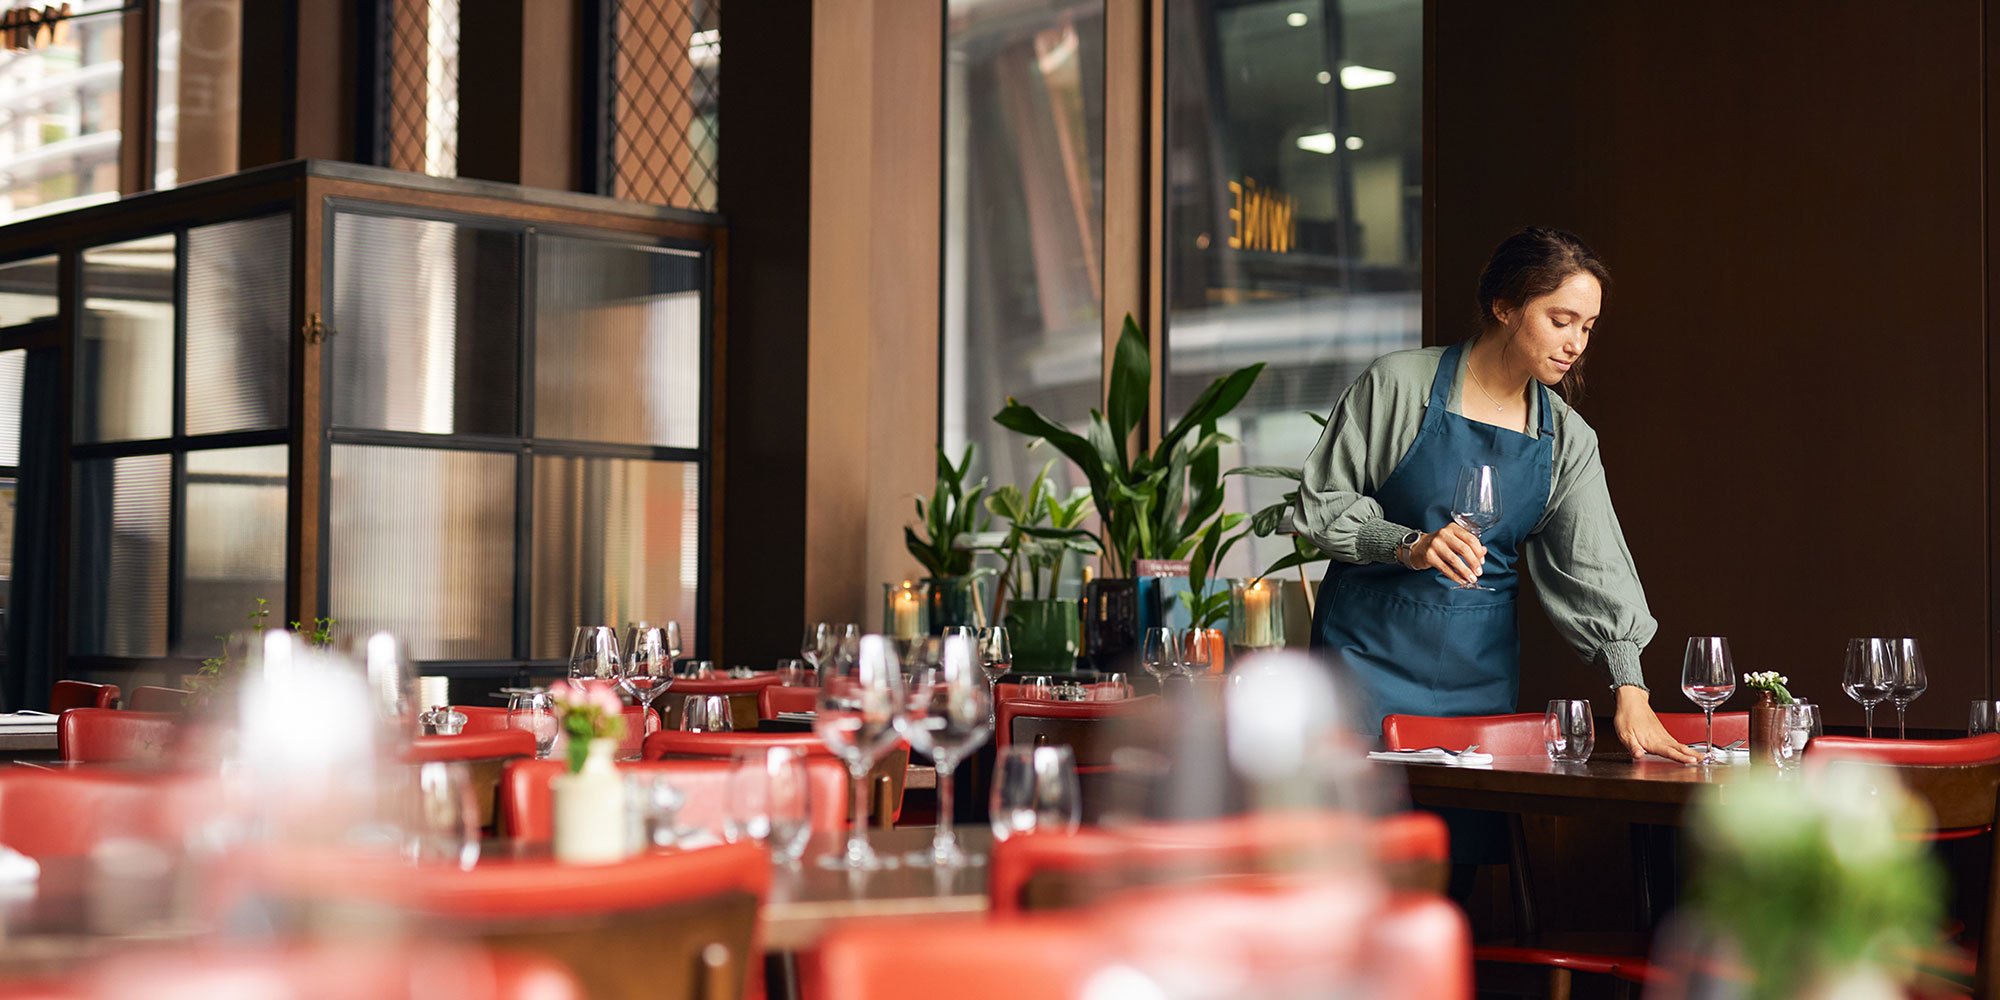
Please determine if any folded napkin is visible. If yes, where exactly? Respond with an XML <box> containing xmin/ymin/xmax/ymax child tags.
<box><xmin>1366</xmin><ymin>748</ymin><xmax>1495</xmax><ymax>766</ymax></box>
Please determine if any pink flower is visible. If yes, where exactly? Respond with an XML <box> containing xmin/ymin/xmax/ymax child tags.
<box><xmin>549</xmin><ymin>680</ymin><xmax>581</xmax><ymax>706</ymax></box>
<box><xmin>588</xmin><ymin>684</ymin><xmax>624</xmax><ymax>716</ymax></box>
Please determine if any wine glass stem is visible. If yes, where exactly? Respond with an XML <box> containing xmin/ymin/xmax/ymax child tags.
<box><xmin>848</xmin><ymin>764</ymin><xmax>870</xmax><ymax>860</ymax></box>
<box><xmin>1897</xmin><ymin>704</ymin><xmax>1907</xmax><ymax>739</ymax></box>
<box><xmin>1865</xmin><ymin>703</ymin><xmax>1874</xmax><ymax>739</ymax></box>
<box><xmin>933</xmin><ymin>761</ymin><xmax>956</xmax><ymax>856</ymax></box>
<box><xmin>1703</xmin><ymin>707</ymin><xmax>1714</xmax><ymax>764</ymax></box>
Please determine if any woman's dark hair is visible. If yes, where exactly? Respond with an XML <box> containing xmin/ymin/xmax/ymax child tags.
<box><xmin>1473</xmin><ymin>226</ymin><xmax>1610</xmax><ymax>403</ymax></box>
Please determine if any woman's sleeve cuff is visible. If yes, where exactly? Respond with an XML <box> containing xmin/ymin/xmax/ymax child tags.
<box><xmin>1356</xmin><ymin>518</ymin><xmax>1416</xmax><ymax>565</ymax></box>
<box><xmin>1600</xmin><ymin>641</ymin><xmax>1648</xmax><ymax>691</ymax></box>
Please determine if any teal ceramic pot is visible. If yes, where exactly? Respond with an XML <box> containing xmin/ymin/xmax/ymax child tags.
<box><xmin>1003</xmin><ymin>598</ymin><xmax>1080</xmax><ymax>674</ymax></box>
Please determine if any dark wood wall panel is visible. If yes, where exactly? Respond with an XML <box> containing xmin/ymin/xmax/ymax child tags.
<box><xmin>1430</xmin><ymin>0</ymin><xmax>1987</xmax><ymax>729</ymax></box>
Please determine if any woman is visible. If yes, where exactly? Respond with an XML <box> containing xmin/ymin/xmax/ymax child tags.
<box><xmin>1296</xmin><ymin>227</ymin><xmax>1695</xmax><ymax>764</ymax></box>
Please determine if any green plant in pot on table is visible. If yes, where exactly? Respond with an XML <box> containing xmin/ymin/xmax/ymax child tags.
<box><xmin>905</xmin><ymin>444</ymin><xmax>993</xmax><ymax>630</ymax></box>
<box><xmin>994</xmin><ymin>314</ymin><xmax>1263</xmax><ymax>668</ymax></box>
<box><xmin>984</xmin><ymin>460</ymin><xmax>1098</xmax><ymax>673</ymax></box>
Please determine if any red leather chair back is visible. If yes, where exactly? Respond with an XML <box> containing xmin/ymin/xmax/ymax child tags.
<box><xmin>0</xmin><ymin>945</ymin><xmax>583</xmax><ymax>1000</ymax></box>
<box><xmin>660</xmin><ymin>675</ymin><xmax>781</xmax><ymax>731</ymax></box>
<box><xmin>1380</xmin><ymin>712</ymin><xmax>1544</xmax><ymax>756</ymax></box>
<box><xmin>0</xmin><ymin>769</ymin><xmax>215</xmax><ymax>858</ymax></box>
<box><xmin>498</xmin><ymin>757</ymin><xmax>848</xmax><ymax>842</ymax></box>
<box><xmin>125</xmin><ymin>685</ymin><xmax>190</xmax><ymax>714</ymax></box>
<box><xmin>1655</xmin><ymin>711</ymin><xmax>1749</xmax><ymax>747</ymax></box>
<box><xmin>457</xmin><ymin>704</ymin><xmax>657</xmax><ymax>758</ymax></box>
<box><xmin>1809</xmin><ymin>733</ymin><xmax>2000</xmax><ymax>766</ymax></box>
<box><xmin>642</xmin><ymin>730</ymin><xmax>909</xmax><ymax>824</ymax></box>
<box><xmin>57</xmin><ymin>708</ymin><xmax>179</xmax><ymax>764</ymax></box>
<box><xmin>758</xmin><ymin>684</ymin><xmax>817</xmax><ymax>719</ymax></box>
<box><xmin>995</xmin><ymin>696</ymin><xmax>1157</xmax><ymax>757</ymax></box>
<box><xmin>50</xmin><ymin>680</ymin><xmax>119</xmax><ymax>712</ymax></box>
<box><xmin>406</xmin><ymin>729</ymin><xmax>537</xmax><ymax>764</ymax></box>
<box><xmin>994</xmin><ymin>681</ymin><xmax>1127</xmax><ymax>702</ymax></box>
<box><xmin>458</xmin><ymin>705</ymin><xmax>509</xmax><ymax>734</ymax></box>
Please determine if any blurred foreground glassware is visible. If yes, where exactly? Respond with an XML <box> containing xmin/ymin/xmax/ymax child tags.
<box><xmin>815</xmin><ymin>634</ymin><xmax>905</xmax><ymax>870</ymax></box>
<box><xmin>1887</xmin><ymin>638</ymin><xmax>1926</xmax><ymax>739</ymax></box>
<box><xmin>1842</xmin><ymin>638</ymin><xmax>1893</xmax><ymax>738</ymax></box>
<box><xmin>568</xmin><ymin>625</ymin><xmax>622</xmax><ymax>683</ymax></box>
<box><xmin>990</xmin><ymin>745</ymin><xmax>1080</xmax><ymax>841</ymax></box>
<box><xmin>1681</xmin><ymin>637</ymin><xmax>1736</xmax><ymax>766</ymax></box>
<box><xmin>897</xmin><ymin>633</ymin><xmax>992</xmax><ymax>867</ymax></box>
<box><xmin>507</xmin><ymin>691</ymin><xmax>557</xmax><ymax>758</ymax></box>
<box><xmin>1972</xmin><ymin>700</ymin><xmax>2000</xmax><ymax>736</ymax></box>
<box><xmin>1543</xmin><ymin>700</ymin><xmax>1594</xmax><ymax>762</ymax></box>
<box><xmin>408</xmin><ymin>761</ymin><xmax>480</xmax><ymax>869</ymax></box>
<box><xmin>625</xmin><ymin>772</ymin><xmax>686</xmax><ymax>851</ymax></box>
<box><xmin>679</xmin><ymin>695</ymin><xmax>733</xmax><ymax>733</ymax></box>
<box><xmin>359</xmin><ymin>631</ymin><xmax>419</xmax><ymax>738</ymax></box>
<box><xmin>727</xmin><ymin>747</ymin><xmax>813</xmax><ymax>863</ymax></box>
<box><xmin>1776</xmin><ymin>702</ymin><xmax>1821</xmax><ymax>771</ymax></box>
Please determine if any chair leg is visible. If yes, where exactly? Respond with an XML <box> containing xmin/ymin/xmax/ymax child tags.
<box><xmin>1547</xmin><ymin>967</ymin><xmax>1572</xmax><ymax>1000</ymax></box>
<box><xmin>1509</xmin><ymin>814</ymin><xmax>1539</xmax><ymax>943</ymax></box>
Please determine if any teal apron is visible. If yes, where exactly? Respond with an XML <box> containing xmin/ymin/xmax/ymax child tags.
<box><xmin>1312</xmin><ymin>342</ymin><xmax>1554</xmax><ymax>862</ymax></box>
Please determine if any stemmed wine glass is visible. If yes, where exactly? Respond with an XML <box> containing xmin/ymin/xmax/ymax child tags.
<box><xmin>1888</xmin><ymin>638</ymin><xmax>1927</xmax><ymax>739</ymax></box>
<box><xmin>1680</xmin><ymin>636</ymin><xmax>1736</xmax><ymax>766</ymax></box>
<box><xmin>1140</xmin><ymin>627</ymin><xmax>1178</xmax><ymax>688</ymax></box>
<box><xmin>1178</xmin><ymin>628</ymin><xmax>1214</xmax><ymax>679</ymax></box>
<box><xmin>895</xmin><ymin>632</ymin><xmax>993</xmax><ymax>867</ymax></box>
<box><xmin>1449</xmin><ymin>465</ymin><xmax>1502</xmax><ymax>591</ymax></box>
<box><xmin>813</xmin><ymin>633</ymin><xmax>906</xmax><ymax>870</ymax></box>
<box><xmin>506</xmin><ymin>691</ymin><xmax>557</xmax><ymax>759</ymax></box>
<box><xmin>619</xmin><ymin>624</ymin><xmax>679</xmax><ymax>755</ymax></box>
<box><xmin>1842</xmin><ymin>638</ymin><xmax>1893</xmax><ymax>738</ymax></box>
<box><xmin>569</xmin><ymin>626</ymin><xmax>622</xmax><ymax>685</ymax></box>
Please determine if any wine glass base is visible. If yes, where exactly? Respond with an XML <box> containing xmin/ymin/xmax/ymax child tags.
<box><xmin>817</xmin><ymin>852</ymin><xmax>899</xmax><ymax>871</ymax></box>
<box><xmin>903</xmin><ymin>843</ymin><xmax>987</xmax><ymax>869</ymax></box>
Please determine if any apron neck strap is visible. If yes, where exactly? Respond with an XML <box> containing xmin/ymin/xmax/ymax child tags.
<box><xmin>1536</xmin><ymin>381</ymin><xmax>1555</xmax><ymax>436</ymax></box>
<box><xmin>1429</xmin><ymin>342</ymin><xmax>1464</xmax><ymax>409</ymax></box>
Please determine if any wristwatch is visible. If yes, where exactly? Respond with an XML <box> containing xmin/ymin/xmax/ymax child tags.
<box><xmin>1394</xmin><ymin>529</ymin><xmax>1422</xmax><ymax>568</ymax></box>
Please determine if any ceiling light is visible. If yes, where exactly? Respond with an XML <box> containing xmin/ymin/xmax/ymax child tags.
<box><xmin>1286</xmin><ymin>11</ymin><xmax>1308</xmax><ymax>27</ymax></box>
<box><xmin>1316</xmin><ymin>70</ymin><xmax>1332</xmax><ymax>84</ymax></box>
<box><xmin>1295</xmin><ymin>132</ymin><xmax>1337</xmax><ymax>155</ymax></box>
<box><xmin>1340</xmin><ymin>65</ymin><xmax>1397</xmax><ymax>90</ymax></box>
<box><xmin>1344</xmin><ymin>135</ymin><xmax>1364</xmax><ymax>150</ymax></box>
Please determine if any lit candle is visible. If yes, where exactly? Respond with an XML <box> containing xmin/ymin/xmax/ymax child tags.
<box><xmin>1242</xmin><ymin>580</ymin><xmax>1273</xmax><ymax>648</ymax></box>
<box><xmin>892</xmin><ymin>582</ymin><xmax>922</xmax><ymax>640</ymax></box>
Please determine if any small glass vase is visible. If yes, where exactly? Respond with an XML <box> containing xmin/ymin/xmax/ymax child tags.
<box><xmin>1748</xmin><ymin>689</ymin><xmax>1784</xmax><ymax>768</ymax></box>
<box><xmin>925</xmin><ymin>576</ymin><xmax>987</xmax><ymax>631</ymax></box>
<box><xmin>554</xmin><ymin>738</ymin><xmax>626</xmax><ymax>863</ymax></box>
<box><xmin>1228</xmin><ymin>578</ymin><xmax>1285</xmax><ymax>660</ymax></box>
<box><xmin>882</xmin><ymin>580</ymin><xmax>931</xmax><ymax>642</ymax></box>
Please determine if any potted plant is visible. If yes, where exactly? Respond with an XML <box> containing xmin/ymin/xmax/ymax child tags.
<box><xmin>905</xmin><ymin>444</ymin><xmax>992</xmax><ymax>630</ymax></box>
<box><xmin>191</xmin><ymin>598</ymin><xmax>337</xmax><ymax>710</ymax></box>
<box><xmin>1227</xmin><ymin>411</ymin><xmax>1334</xmax><ymax>617</ymax></box>
<box><xmin>549</xmin><ymin>680</ymin><xmax>629</xmax><ymax>863</ymax></box>
<box><xmin>985</xmin><ymin>460</ymin><xmax>1098</xmax><ymax>673</ymax></box>
<box><xmin>994</xmin><ymin>314</ymin><xmax>1262</xmax><ymax>669</ymax></box>
<box><xmin>1178</xmin><ymin>511</ymin><xmax>1247</xmax><ymax>670</ymax></box>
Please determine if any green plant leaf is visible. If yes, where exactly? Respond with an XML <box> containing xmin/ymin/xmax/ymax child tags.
<box><xmin>1158</xmin><ymin>363</ymin><xmax>1265</xmax><ymax>458</ymax></box>
<box><xmin>994</xmin><ymin>402</ymin><xmax>1109</xmax><ymax>499</ymax></box>
<box><xmin>1225</xmin><ymin>465</ymin><xmax>1304</xmax><ymax>481</ymax></box>
<box><xmin>1106</xmin><ymin>314</ymin><xmax>1150</xmax><ymax>461</ymax></box>
<box><xmin>1307</xmin><ymin>411</ymin><xmax>1329</xmax><ymax>428</ymax></box>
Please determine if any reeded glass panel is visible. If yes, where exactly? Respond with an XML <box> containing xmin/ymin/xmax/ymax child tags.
<box><xmin>329</xmin><ymin>445</ymin><xmax>514</xmax><ymax>660</ymax></box>
<box><xmin>70</xmin><ymin>454</ymin><xmax>172</xmax><ymax>657</ymax></box>
<box><xmin>0</xmin><ymin>256</ymin><xmax>58</xmax><ymax>328</ymax></box>
<box><xmin>534</xmin><ymin>236</ymin><xmax>703</xmax><ymax>448</ymax></box>
<box><xmin>941</xmin><ymin>0</ymin><xmax>1106</xmax><ymax>494</ymax></box>
<box><xmin>331</xmin><ymin>214</ymin><xmax>519</xmax><ymax>436</ymax></box>
<box><xmin>1163</xmin><ymin>0</ymin><xmax>1421</xmax><ymax>575</ymax></box>
<box><xmin>178</xmin><ymin>446</ymin><xmax>287</xmax><ymax>655</ymax></box>
<box><xmin>154</xmin><ymin>0</ymin><xmax>243</xmax><ymax>190</ymax></box>
<box><xmin>0</xmin><ymin>350</ymin><xmax>21</xmax><ymax>467</ymax></box>
<box><xmin>186</xmin><ymin>214</ymin><xmax>290</xmax><ymax>435</ymax></box>
<box><xmin>530</xmin><ymin>456</ymin><xmax>699</xmax><ymax>660</ymax></box>
<box><xmin>0</xmin><ymin>0</ymin><xmax>124</xmax><ymax>225</ymax></box>
<box><xmin>79</xmin><ymin>235</ymin><xmax>177</xmax><ymax>443</ymax></box>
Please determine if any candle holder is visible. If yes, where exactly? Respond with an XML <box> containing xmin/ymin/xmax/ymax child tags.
<box><xmin>882</xmin><ymin>580</ymin><xmax>931</xmax><ymax>642</ymax></box>
<box><xmin>1228</xmin><ymin>578</ymin><xmax>1285</xmax><ymax>662</ymax></box>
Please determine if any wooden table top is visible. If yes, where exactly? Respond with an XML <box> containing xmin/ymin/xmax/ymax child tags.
<box><xmin>763</xmin><ymin>826</ymin><xmax>990</xmax><ymax>950</ymax></box>
<box><xmin>1384</xmin><ymin>753</ymin><xmax>1757</xmax><ymax>825</ymax></box>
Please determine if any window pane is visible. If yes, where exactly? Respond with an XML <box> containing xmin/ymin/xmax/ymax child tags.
<box><xmin>155</xmin><ymin>0</ymin><xmax>243</xmax><ymax>190</ymax></box>
<box><xmin>609</xmin><ymin>0</ymin><xmax>719</xmax><ymax>210</ymax></box>
<box><xmin>79</xmin><ymin>234</ymin><xmax>177</xmax><ymax>443</ymax></box>
<box><xmin>70</xmin><ymin>454</ymin><xmax>172</xmax><ymax>657</ymax></box>
<box><xmin>186</xmin><ymin>214</ymin><xmax>291</xmax><ymax>435</ymax></box>
<box><xmin>941</xmin><ymin>0</ymin><xmax>1106</xmax><ymax>494</ymax></box>
<box><xmin>0</xmin><ymin>0</ymin><xmax>123</xmax><ymax>225</ymax></box>
<box><xmin>0</xmin><ymin>256</ymin><xmax>58</xmax><ymax>328</ymax></box>
<box><xmin>533</xmin><ymin>237</ymin><xmax>703</xmax><ymax>448</ymax></box>
<box><xmin>178</xmin><ymin>446</ymin><xmax>287</xmax><ymax>656</ymax></box>
<box><xmin>530</xmin><ymin>456</ymin><xmax>700</xmax><ymax>660</ymax></box>
<box><xmin>1162</xmin><ymin>0</ymin><xmax>1422</xmax><ymax>575</ymax></box>
<box><xmin>382</xmin><ymin>0</ymin><xmax>461</xmax><ymax>177</ymax></box>
<box><xmin>0</xmin><ymin>350</ymin><xmax>20</xmax><ymax>468</ymax></box>
<box><xmin>330</xmin><ymin>214</ymin><xmax>519</xmax><ymax>436</ymax></box>
<box><xmin>329</xmin><ymin>444</ymin><xmax>514</xmax><ymax>661</ymax></box>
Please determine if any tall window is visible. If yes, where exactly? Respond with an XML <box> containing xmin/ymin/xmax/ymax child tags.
<box><xmin>155</xmin><ymin>0</ymin><xmax>244</xmax><ymax>190</ymax></box>
<box><xmin>0</xmin><ymin>1</ymin><xmax>126</xmax><ymax>222</ymax></box>
<box><xmin>604</xmin><ymin>0</ymin><xmax>720</xmax><ymax>211</ymax></box>
<box><xmin>940</xmin><ymin>0</ymin><xmax>1106</xmax><ymax>499</ymax></box>
<box><xmin>1163</xmin><ymin>0</ymin><xmax>1422</xmax><ymax>575</ymax></box>
<box><xmin>379</xmin><ymin>0</ymin><xmax>462</xmax><ymax>178</ymax></box>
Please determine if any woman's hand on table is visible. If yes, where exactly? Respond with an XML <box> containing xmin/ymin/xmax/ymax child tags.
<box><xmin>1406</xmin><ymin>524</ymin><xmax>1487</xmax><ymax>587</ymax></box>
<box><xmin>1613</xmin><ymin>686</ymin><xmax>1699</xmax><ymax>763</ymax></box>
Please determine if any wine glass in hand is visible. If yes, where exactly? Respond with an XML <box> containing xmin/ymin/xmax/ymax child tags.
<box><xmin>1449</xmin><ymin>465</ymin><xmax>1502</xmax><ymax>592</ymax></box>
<box><xmin>1888</xmin><ymin>638</ymin><xmax>1927</xmax><ymax>739</ymax></box>
<box><xmin>1680</xmin><ymin>636</ymin><xmax>1736</xmax><ymax>766</ymax></box>
<box><xmin>1842</xmin><ymin>637</ymin><xmax>1893</xmax><ymax>738</ymax></box>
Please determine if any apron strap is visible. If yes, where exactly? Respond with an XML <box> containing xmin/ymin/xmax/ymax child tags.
<box><xmin>1536</xmin><ymin>381</ymin><xmax>1555</xmax><ymax>436</ymax></box>
<box><xmin>1428</xmin><ymin>342</ymin><xmax>1464</xmax><ymax>411</ymax></box>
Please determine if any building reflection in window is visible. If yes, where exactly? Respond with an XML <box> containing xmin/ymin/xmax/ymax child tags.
<box><xmin>0</xmin><ymin>1</ymin><xmax>125</xmax><ymax>224</ymax></box>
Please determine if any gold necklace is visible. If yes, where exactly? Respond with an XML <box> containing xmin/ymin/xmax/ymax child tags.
<box><xmin>1465</xmin><ymin>350</ymin><xmax>1528</xmax><ymax>431</ymax></box>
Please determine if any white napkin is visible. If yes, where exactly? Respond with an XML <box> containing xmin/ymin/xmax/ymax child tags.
<box><xmin>0</xmin><ymin>844</ymin><xmax>40</xmax><ymax>891</ymax></box>
<box><xmin>0</xmin><ymin>715</ymin><xmax>55</xmax><ymax>728</ymax></box>
<box><xmin>419</xmin><ymin>676</ymin><xmax>450</xmax><ymax>710</ymax></box>
<box><xmin>1674</xmin><ymin>742</ymin><xmax>1749</xmax><ymax>762</ymax></box>
<box><xmin>1366</xmin><ymin>748</ymin><xmax>1495</xmax><ymax>766</ymax></box>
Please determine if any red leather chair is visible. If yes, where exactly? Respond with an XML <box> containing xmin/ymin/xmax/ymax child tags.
<box><xmin>498</xmin><ymin>756</ymin><xmax>849</xmax><ymax>843</ymax></box>
<box><xmin>988</xmin><ymin>810</ymin><xmax>1451</xmax><ymax>914</ymax></box>
<box><xmin>659</xmin><ymin>675</ymin><xmax>782</xmax><ymax>731</ymax></box>
<box><xmin>0</xmin><ymin>945</ymin><xmax>583</xmax><ymax>1000</ymax></box>
<box><xmin>459</xmin><ymin>704</ymin><xmax>659</xmax><ymax>759</ymax></box>
<box><xmin>1655</xmin><ymin>711</ymin><xmax>1749</xmax><ymax>748</ymax></box>
<box><xmin>56</xmin><ymin>708</ymin><xmax>179</xmax><ymax>764</ymax></box>
<box><xmin>125</xmin><ymin>685</ymin><xmax>190</xmax><ymax>713</ymax></box>
<box><xmin>1811</xmin><ymin>733</ymin><xmax>2000</xmax><ymax>768</ymax></box>
<box><xmin>50</xmin><ymin>680</ymin><xmax>119</xmax><ymax>712</ymax></box>
<box><xmin>458</xmin><ymin>705</ymin><xmax>511</xmax><ymax>734</ymax></box>
<box><xmin>0</xmin><ymin>768</ymin><xmax>215</xmax><ymax>858</ymax></box>
<box><xmin>406</xmin><ymin>730</ymin><xmax>537</xmax><ymax>764</ymax></box>
<box><xmin>643</xmin><ymin>729</ymin><xmax>908</xmax><ymax>824</ymax></box>
<box><xmin>758</xmin><ymin>684</ymin><xmax>817</xmax><ymax>719</ymax></box>
<box><xmin>993</xmin><ymin>680</ymin><xmax>1126</xmax><ymax>702</ymax></box>
<box><xmin>994</xmin><ymin>695</ymin><xmax>1157</xmax><ymax>755</ymax></box>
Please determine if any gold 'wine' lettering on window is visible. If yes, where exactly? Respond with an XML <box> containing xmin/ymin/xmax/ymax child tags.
<box><xmin>1</xmin><ymin>3</ymin><xmax>69</xmax><ymax>50</ymax></box>
<box><xmin>1227</xmin><ymin>177</ymin><xmax>1295</xmax><ymax>254</ymax></box>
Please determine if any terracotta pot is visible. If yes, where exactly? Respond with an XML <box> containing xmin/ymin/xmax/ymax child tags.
<box><xmin>1748</xmin><ymin>689</ymin><xmax>1785</xmax><ymax>767</ymax></box>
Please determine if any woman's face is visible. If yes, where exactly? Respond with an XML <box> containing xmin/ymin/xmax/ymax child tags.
<box><xmin>1494</xmin><ymin>270</ymin><xmax>1600</xmax><ymax>385</ymax></box>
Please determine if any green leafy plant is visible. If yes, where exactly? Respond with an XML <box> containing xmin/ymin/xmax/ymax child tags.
<box><xmin>1226</xmin><ymin>411</ymin><xmax>1333</xmax><ymax>581</ymax></box>
<box><xmin>994</xmin><ymin>315</ymin><xmax>1263</xmax><ymax>577</ymax></box>
<box><xmin>190</xmin><ymin>598</ymin><xmax>336</xmax><ymax>706</ymax></box>
<box><xmin>905</xmin><ymin>445</ymin><xmax>992</xmax><ymax>578</ymax></box>
<box><xmin>983</xmin><ymin>460</ymin><xmax>1099</xmax><ymax>621</ymax></box>
<box><xmin>1177</xmin><ymin>512</ymin><xmax>1249</xmax><ymax>629</ymax></box>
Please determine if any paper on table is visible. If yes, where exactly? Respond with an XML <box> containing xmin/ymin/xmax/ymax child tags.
<box><xmin>1667</xmin><ymin>742</ymin><xmax>1750</xmax><ymax>762</ymax></box>
<box><xmin>0</xmin><ymin>714</ymin><xmax>57</xmax><ymax>728</ymax></box>
<box><xmin>1366</xmin><ymin>748</ymin><xmax>1495</xmax><ymax>766</ymax></box>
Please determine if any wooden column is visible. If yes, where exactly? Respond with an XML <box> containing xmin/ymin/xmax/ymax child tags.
<box><xmin>239</xmin><ymin>0</ymin><xmax>363</xmax><ymax>167</ymax></box>
<box><xmin>804</xmin><ymin>0</ymin><xmax>942</xmax><ymax>627</ymax></box>
<box><xmin>458</xmin><ymin>0</ymin><xmax>582</xmax><ymax>190</ymax></box>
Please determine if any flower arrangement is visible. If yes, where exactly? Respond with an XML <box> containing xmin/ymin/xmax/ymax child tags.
<box><xmin>1742</xmin><ymin>670</ymin><xmax>1795</xmax><ymax>704</ymax></box>
<box><xmin>550</xmin><ymin>681</ymin><xmax>627</xmax><ymax>774</ymax></box>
